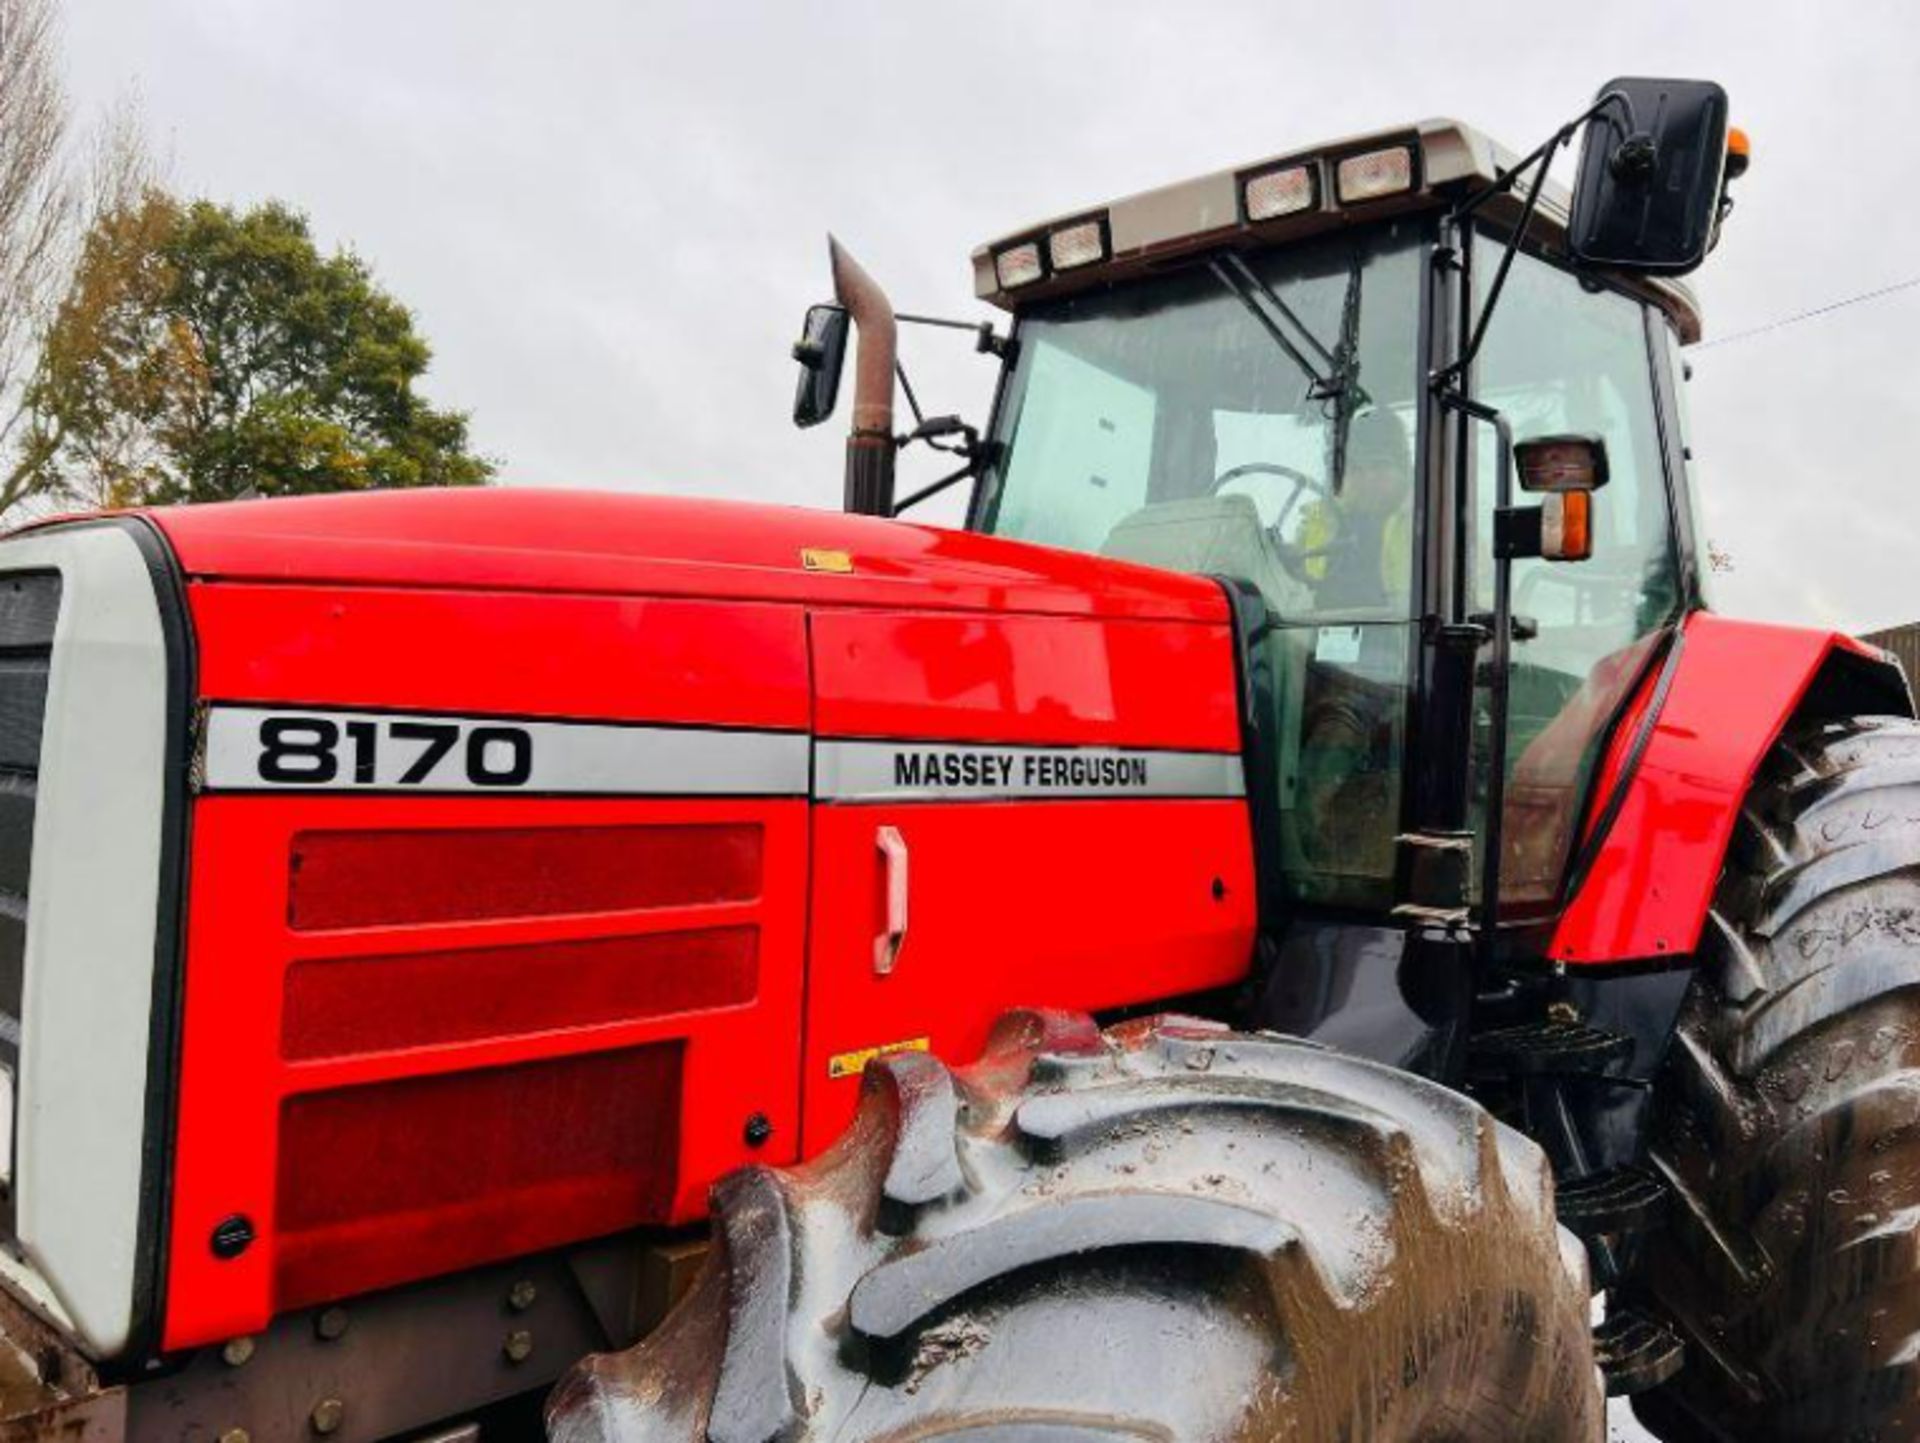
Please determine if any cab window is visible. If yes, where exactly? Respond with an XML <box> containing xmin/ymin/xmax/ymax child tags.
<box><xmin>979</xmin><ymin>222</ymin><xmax>1428</xmax><ymax>911</ymax></box>
<box><xmin>1468</xmin><ymin>242</ymin><xmax>1683</xmax><ymax>913</ymax></box>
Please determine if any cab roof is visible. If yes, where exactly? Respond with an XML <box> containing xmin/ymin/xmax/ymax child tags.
<box><xmin>972</xmin><ymin>117</ymin><xmax>1703</xmax><ymax>344</ymax></box>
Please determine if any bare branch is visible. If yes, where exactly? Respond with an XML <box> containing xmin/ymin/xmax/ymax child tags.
<box><xmin>84</xmin><ymin>89</ymin><xmax>155</xmax><ymax>220</ymax></box>
<box><xmin>0</xmin><ymin>0</ymin><xmax>158</xmax><ymax>519</ymax></box>
<box><xmin>0</xmin><ymin>0</ymin><xmax>72</xmax><ymax>423</ymax></box>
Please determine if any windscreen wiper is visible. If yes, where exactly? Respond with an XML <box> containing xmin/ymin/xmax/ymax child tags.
<box><xmin>1324</xmin><ymin>250</ymin><xmax>1369</xmax><ymax>483</ymax></box>
<box><xmin>1211</xmin><ymin>254</ymin><xmax>1371</xmax><ymax>408</ymax></box>
<box><xmin>1208</xmin><ymin>257</ymin><xmax>1338</xmax><ymax>399</ymax></box>
<box><xmin>1210</xmin><ymin>252</ymin><xmax>1374</xmax><ymax>489</ymax></box>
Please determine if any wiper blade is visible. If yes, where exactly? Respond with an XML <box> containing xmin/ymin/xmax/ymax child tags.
<box><xmin>1325</xmin><ymin>249</ymin><xmax>1370</xmax><ymax>484</ymax></box>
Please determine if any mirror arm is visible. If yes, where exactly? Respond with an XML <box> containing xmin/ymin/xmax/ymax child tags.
<box><xmin>1432</xmin><ymin>134</ymin><xmax>1565</xmax><ymax>390</ymax></box>
<box><xmin>1434</xmin><ymin>89</ymin><xmax>1641</xmax><ymax>392</ymax></box>
<box><xmin>1447</xmin><ymin>90</ymin><xmax>1635</xmax><ymax>226</ymax></box>
<box><xmin>896</xmin><ymin>311</ymin><xmax>1013</xmax><ymax>362</ymax></box>
<box><xmin>890</xmin><ymin>451</ymin><xmax>988</xmax><ymax>517</ymax></box>
<box><xmin>895</xmin><ymin>360</ymin><xmax>926</xmax><ymax>430</ymax></box>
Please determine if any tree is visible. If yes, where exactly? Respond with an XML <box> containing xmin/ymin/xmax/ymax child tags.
<box><xmin>0</xmin><ymin>0</ymin><xmax>76</xmax><ymax>510</ymax></box>
<box><xmin>20</xmin><ymin>197</ymin><xmax>492</xmax><ymax>508</ymax></box>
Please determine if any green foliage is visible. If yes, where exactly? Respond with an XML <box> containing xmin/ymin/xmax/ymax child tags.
<box><xmin>15</xmin><ymin>194</ymin><xmax>491</xmax><ymax>509</ymax></box>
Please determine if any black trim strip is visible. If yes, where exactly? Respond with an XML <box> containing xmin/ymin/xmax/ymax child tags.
<box><xmin>1560</xmin><ymin>628</ymin><xmax>1687</xmax><ymax>908</ymax></box>
<box><xmin>118</xmin><ymin>515</ymin><xmax>197</xmax><ymax>1369</ymax></box>
<box><xmin>1210</xmin><ymin>577</ymin><xmax>1287</xmax><ymax>929</ymax></box>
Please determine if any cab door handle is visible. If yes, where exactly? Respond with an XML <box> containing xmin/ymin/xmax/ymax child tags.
<box><xmin>875</xmin><ymin>825</ymin><xmax>909</xmax><ymax>976</ymax></box>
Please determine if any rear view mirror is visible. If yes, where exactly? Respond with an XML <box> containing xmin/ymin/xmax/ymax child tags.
<box><xmin>1568</xmin><ymin>78</ymin><xmax>1730</xmax><ymax>276</ymax></box>
<box><xmin>791</xmin><ymin>304</ymin><xmax>849</xmax><ymax>428</ymax></box>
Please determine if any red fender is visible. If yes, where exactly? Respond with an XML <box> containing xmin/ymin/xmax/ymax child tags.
<box><xmin>1548</xmin><ymin>612</ymin><xmax>1911</xmax><ymax>966</ymax></box>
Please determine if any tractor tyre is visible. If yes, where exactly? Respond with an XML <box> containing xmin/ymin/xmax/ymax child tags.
<box><xmin>1628</xmin><ymin>716</ymin><xmax>1920</xmax><ymax>1442</ymax></box>
<box><xmin>548</xmin><ymin>1011</ymin><xmax>1602</xmax><ymax>1443</ymax></box>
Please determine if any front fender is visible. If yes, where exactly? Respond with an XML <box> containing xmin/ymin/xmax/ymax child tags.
<box><xmin>1548</xmin><ymin>612</ymin><xmax>1912</xmax><ymax>966</ymax></box>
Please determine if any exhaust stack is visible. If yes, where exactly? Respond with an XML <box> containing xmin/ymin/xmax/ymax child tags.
<box><xmin>829</xmin><ymin>236</ymin><xmax>897</xmax><ymax>516</ymax></box>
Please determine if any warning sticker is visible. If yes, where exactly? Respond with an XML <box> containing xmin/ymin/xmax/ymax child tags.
<box><xmin>828</xmin><ymin>1036</ymin><xmax>931</xmax><ymax>1080</ymax></box>
<box><xmin>1313</xmin><ymin>625</ymin><xmax>1365</xmax><ymax>665</ymax></box>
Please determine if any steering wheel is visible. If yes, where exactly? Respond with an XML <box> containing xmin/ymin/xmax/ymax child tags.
<box><xmin>1209</xmin><ymin>461</ymin><xmax>1345</xmax><ymax>581</ymax></box>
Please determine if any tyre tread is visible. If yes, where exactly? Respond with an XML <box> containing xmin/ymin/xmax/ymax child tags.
<box><xmin>555</xmin><ymin>1015</ymin><xmax>1601</xmax><ymax>1443</ymax></box>
<box><xmin>1632</xmin><ymin>713</ymin><xmax>1920</xmax><ymax>1442</ymax></box>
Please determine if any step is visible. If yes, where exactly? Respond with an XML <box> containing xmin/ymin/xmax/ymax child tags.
<box><xmin>1595</xmin><ymin>1307</ymin><xmax>1686</xmax><ymax>1396</ymax></box>
<box><xmin>1556</xmin><ymin>1165</ymin><xmax>1670</xmax><ymax>1237</ymax></box>
<box><xmin>1468</xmin><ymin>1019</ymin><xmax>1634</xmax><ymax>1077</ymax></box>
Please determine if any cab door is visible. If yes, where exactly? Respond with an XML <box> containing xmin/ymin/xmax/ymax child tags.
<box><xmin>1462</xmin><ymin>240</ymin><xmax>1685</xmax><ymax>918</ymax></box>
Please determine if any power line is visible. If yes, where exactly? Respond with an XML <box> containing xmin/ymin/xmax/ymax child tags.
<box><xmin>1698</xmin><ymin>275</ymin><xmax>1920</xmax><ymax>350</ymax></box>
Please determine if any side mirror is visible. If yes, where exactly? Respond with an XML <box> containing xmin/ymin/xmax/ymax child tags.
<box><xmin>1568</xmin><ymin>77</ymin><xmax>1730</xmax><ymax>276</ymax></box>
<box><xmin>791</xmin><ymin>304</ymin><xmax>849</xmax><ymax>429</ymax></box>
<box><xmin>1515</xmin><ymin>434</ymin><xmax>1609</xmax><ymax>562</ymax></box>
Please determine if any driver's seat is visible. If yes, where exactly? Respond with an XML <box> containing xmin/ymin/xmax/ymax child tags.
<box><xmin>1101</xmin><ymin>494</ymin><xmax>1307</xmax><ymax>614</ymax></box>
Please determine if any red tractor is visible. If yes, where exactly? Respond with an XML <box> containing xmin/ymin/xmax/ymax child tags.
<box><xmin>0</xmin><ymin>79</ymin><xmax>1910</xmax><ymax>1442</ymax></box>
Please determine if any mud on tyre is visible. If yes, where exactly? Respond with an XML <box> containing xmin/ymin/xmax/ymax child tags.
<box><xmin>549</xmin><ymin>1011</ymin><xmax>1600</xmax><ymax>1443</ymax></box>
<box><xmin>1627</xmin><ymin>716</ymin><xmax>1920</xmax><ymax>1442</ymax></box>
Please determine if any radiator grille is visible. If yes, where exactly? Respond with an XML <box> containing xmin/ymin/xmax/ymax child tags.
<box><xmin>0</xmin><ymin>574</ymin><xmax>60</xmax><ymax>1051</ymax></box>
<box><xmin>0</xmin><ymin>572</ymin><xmax>57</xmax><ymax>1220</ymax></box>
<box><xmin>273</xmin><ymin>1042</ymin><xmax>683</xmax><ymax>1311</ymax></box>
<box><xmin>281</xmin><ymin>926</ymin><xmax>759</xmax><ymax>1059</ymax></box>
<box><xmin>288</xmin><ymin>823</ymin><xmax>764</xmax><ymax>931</ymax></box>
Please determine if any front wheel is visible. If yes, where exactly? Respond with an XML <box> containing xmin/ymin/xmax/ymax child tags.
<box><xmin>1628</xmin><ymin>716</ymin><xmax>1920</xmax><ymax>1441</ymax></box>
<box><xmin>550</xmin><ymin>1012</ymin><xmax>1602</xmax><ymax>1442</ymax></box>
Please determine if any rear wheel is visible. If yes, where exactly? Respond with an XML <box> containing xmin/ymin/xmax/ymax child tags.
<box><xmin>549</xmin><ymin>1011</ymin><xmax>1601</xmax><ymax>1443</ymax></box>
<box><xmin>1629</xmin><ymin>716</ymin><xmax>1920</xmax><ymax>1441</ymax></box>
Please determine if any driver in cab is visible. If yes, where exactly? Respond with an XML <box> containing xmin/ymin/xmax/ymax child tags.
<box><xmin>1288</xmin><ymin>408</ymin><xmax>1413</xmax><ymax>884</ymax></box>
<box><xmin>1290</xmin><ymin>409</ymin><xmax>1413</xmax><ymax>612</ymax></box>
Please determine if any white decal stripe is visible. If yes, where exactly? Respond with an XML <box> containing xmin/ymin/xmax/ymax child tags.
<box><xmin>813</xmin><ymin>739</ymin><xmax>1246</xmax><ymax>803</ymax></box>
<box><xmin>201</xmin><ymin>706</ymin><xmax>811</xmax><ymax>795</ymax></box>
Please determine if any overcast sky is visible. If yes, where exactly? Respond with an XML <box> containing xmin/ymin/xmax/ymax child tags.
<box><xmin>58</xmin><ymin>0</ymin><xmax>1920</xmax><ymax>633</ymax></box>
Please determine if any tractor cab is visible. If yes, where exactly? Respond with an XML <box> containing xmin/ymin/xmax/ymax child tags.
<box><xmin>789</xmin><ymin>75</ymin><xmax>1755</xmax><ymax>1116</ymax></box>
<box><xmin>963</xmin><ymin>118</ymin><xmax>1712</xmax><ymax>932</ymax></box>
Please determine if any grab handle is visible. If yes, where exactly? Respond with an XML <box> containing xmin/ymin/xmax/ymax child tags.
<box><xmin>874</xmin><ymin>825</ymin><xmax>909</xmax><ymax>975</ymax></box>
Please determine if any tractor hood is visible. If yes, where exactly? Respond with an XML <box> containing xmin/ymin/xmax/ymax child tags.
<box><xmin>128</xmin><ymin>488</ymin><xmax>1227</xmax><ymax>623</ymax></box>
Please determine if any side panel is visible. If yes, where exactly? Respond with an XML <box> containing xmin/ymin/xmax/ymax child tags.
<box><xmin>802</xmin><ymin>610</ymin><xmax>1256</xmax><ymax>1146</ymax></box>
<box><xmin>188</xmin><ymin>584</ymin><xmax>810</xmax><ymax>730</ymax></box>
<box><xmin>165</xmin><ymin>794</ymin><xmax>806</xmax><ymax>1351</ymax></box>
<box><xmin>811</xmin><ymin>608</ymin><xmax>1239</xmax><ymax>749</ymax></box>
<box><xmin>803</xmin><ymin>800</ymin><xmax>1255</xmax><ymax>1146</ymax></box>
<box><xmin>166</xmin><ymin>584</ymin><xmax>812</xmax><ymax>1351</ymax></box>
<box><xmin>1551</xmin><ymin>613</ymin><xmax>1909</xmax><ymax>964</ymax></box>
